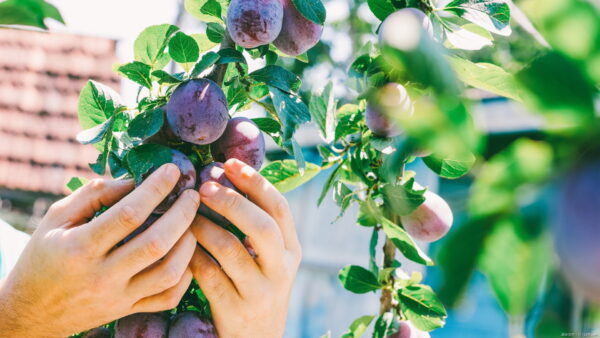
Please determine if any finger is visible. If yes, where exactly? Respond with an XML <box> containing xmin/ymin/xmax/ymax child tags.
<box><xmin>47</xmin><ymin>179</ymin><xmax>134</xmax><ymax>228</ymax></box>
<box><xmin>127</xmin><ymin>230</ymin><xmax>196</xmax><ymax>298</ymax></box>
<box><xmin>224</xmin><ymin>159</ymin><xmax>299</xmax><ymax>252</ymax></box>
<box><xmin>190</xmin><ymin>246</ymin><xmax>239</xmax><ymax>304</ymax></box>
<box><xmin>191</xmin><ymin>215</ymin><xmax>261</xmax><ymax>293</ymax></box>
<box><xmin>131</xmin><ymin>268</ymin><xmax>193</xmax><ymax>313</ymax></box>
<box><xmin>108</xmin><ymin>189</ymin><xmax>200</xmax><ymax>274</ymax></box>
<box><xmin>199</xmin><ymin>182</ymin><xmax>285</xmax><ymax>274</ymax></box>
<box><xmin>82</xmin><ymin>164</ymin><xmax>181</xmax><ymax>253</ymax></box>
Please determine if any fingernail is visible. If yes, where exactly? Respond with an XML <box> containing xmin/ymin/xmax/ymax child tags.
<box><xmin>226</xmin><ymin>159</ymin><xmax>245</xmax><ymax>173</ymax></box>
<box><xmin>185</xmin><ymin>189</ymin><xmax>200</xmax><ymax>204</ymax></box>
<box><xmin>200</xmin><ymin>183</ymin><xmax>219</xmax><ymax>197</ymax></box>
<box><xmin>163</xmin><ymin>163</ymin><xmax>180</xmax><ymax>181</ymax></box>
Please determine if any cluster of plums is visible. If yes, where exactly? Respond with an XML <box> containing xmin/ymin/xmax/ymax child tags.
<box><xmin>227</xmin><ymin>0</ymin><xmax>323</xmax><ymax>56</ymax></box>
<box><xmin>149</xmin><ymin>78</ymin><xmax>266</xmax><ymax>227</ymax></box>
<box><xmin>82</xmin><ymin>312</ymin><xmax>216</xmax><ymax>338</ymax></box>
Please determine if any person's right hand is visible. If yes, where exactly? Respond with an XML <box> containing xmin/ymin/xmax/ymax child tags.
<box><xmin>0</xmin><ymin>164</ymin><xmax>200</xmax><ymax>338</ymax></box>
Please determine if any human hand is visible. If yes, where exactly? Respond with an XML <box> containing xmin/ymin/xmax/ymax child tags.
<box><xmin>0</xmin><ymin>164</ymin><xmax>200</xmax><ymax>337</ymax></box>
<box><xmin>190</xmin><ymin>159</ymin><xmax>302</xmax><ymax>338</ymax></box>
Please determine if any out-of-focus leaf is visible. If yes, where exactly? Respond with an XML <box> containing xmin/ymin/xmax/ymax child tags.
<box><xmin>423</xmin><ymin>151</ymin><xmax>476</xmax><ymax>179</ymax></box>
<box><xmin>65</xmin><ymin>177</ymin><xmax>89</xmax><ymax>192</ymax></box>
<box><xmin>134</xmin><ymin>24</ymin><xmax>179</xmax><ymax>70</ymax></box>
<box><xmin>184</xmin><ymin>0</ymin><xmax>227</xmax><ymax>23</ymax></box>
<box><xmin>444</xmin><ymin>0</ymin><xmax>511</xmax><ymax>36</ymax></box>
<box><xmin>341</xmin><ymin>315</ymin><xmax>375</xmax><ymax>338</ymax></box>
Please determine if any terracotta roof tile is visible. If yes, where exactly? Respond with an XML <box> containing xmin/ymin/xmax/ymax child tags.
<box><xmin>0</xmin><ymin>29</ymin><xmax>120</xmax><ymax>195</ymax></box>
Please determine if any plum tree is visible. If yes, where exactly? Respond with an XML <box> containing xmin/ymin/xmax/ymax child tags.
<box><xmin>147</xmin><ymin>108</ymin><xmax>179</xmax><ymax>146</ymax></box>
<box><xmin>388</xmin><ymin>321</ymin><xmax>430</xmax><ymax>338</ymax></box>
<box><xmin>198</xmin><ymin>162</ymin><xmax>240</xmax><ymax>226</ymax></box>
<box><xmin>166</xmin><ymin>79</ymin><xmax>229</xmax><ymax>145</ymax></box>
<box><xmin>114</xmin><ymin>313</ymin><xmax>168</xmax><ymax>338</ymax></box>
<box><xmin>82</xmin><ymin>327</ymin><xmax>111</xmax><ymax>338</ymax></box>
<box><xmin>400</xmin><ymin>191</ymin><xmax>453</xmax><ymax>243</ymax></box>
<box><xmin>555</xmin><ymin>161</ymin><xmax>600</xmax><ymax>303</ymax></box>
<box><xmin>227</xmin><ymin>0</ymin><xmax>283</xmax><ymax>48</ymax></box>
<box><xmin>212</xmin><ymin>117</ymin><xmax>266</xmax><ymax>170</ymax></box>
<box><xmin>273</xmin><ymin>0</ymin><xmax>323</xmax><ymax>56</ymax></box>
<box><xmin>144</xmin><ymin>149</ymin><xmax>197</xmax><ymax>214</ymax></box>
<box><xmin>168</xmin><ymin>311</ymin><xmax>217</xmax><ymax>338</ymax></box>
<box><xmin>366</xmin><ymin>83</ymin><xmax>413</xmax><ymax>137</ymax></box>
<box><xmin>378</xmin><ymin>8</ymin><xmax>433</xmax><ymax>49</ymax></box>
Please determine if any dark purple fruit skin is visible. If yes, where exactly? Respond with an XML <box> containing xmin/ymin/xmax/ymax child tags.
<box><xmin>555</xmin><ymin>161</ymin><xmax>600</xmax><ymax>303</ymax></box>
<box><xmin>365</xmin><ymin>103</ymin><xmax>400</xmax><ymax>138</ymax></box>
<box><xmin>114</xmin><ymin>313</ymin><xmax>168</xmax><ymax>338</ymax></box>
<box><xmin>82</xmin><ymin>327</ymin><xmax>112</xmax><ymax>338</ymax></box>
<box><xmin>273</xmin><ymin>0</ymin><xmax>323</xmax><ymax>56</ymax></box>
<box><xmin>198</xmin><ymin>162</ymin><xmax>240</xmax><ymax>227</ymax></box>
<box><xmin>142</xmin><ymin>149</ymin><xmax>197</xmax><ymax>214</ymax></box>
<box><xmin>212</xmin><ymin>117</ymin><xmax>266</xmax><ymax>170</ymax></box>
<box><xmin>227</xmin><ymin>0</ymin><xmax>283</xmax><ymax>48</ymax></box>
<box><xmin>168</xmin><ymin>311</ymin><xmax>217</xmax><ymax>338</ymax></box>
<box><xmin>166</xmin><ymin>79</ymin><xmax>229</xmax><ymax>145</ymax></box>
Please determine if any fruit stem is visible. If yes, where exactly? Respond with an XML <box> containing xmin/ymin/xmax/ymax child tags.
<box><xmin>209</xmin><ymin>28</ymin><xmax>235</xmax><ymax>86</ymax></box>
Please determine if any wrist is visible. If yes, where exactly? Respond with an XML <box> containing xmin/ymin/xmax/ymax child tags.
<box><xmin>0</xmin><ymin>278</ymin><xmax>47</xmax><ymax>337</ymax></box>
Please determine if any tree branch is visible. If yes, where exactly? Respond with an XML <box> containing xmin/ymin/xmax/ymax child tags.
<box><xmin>208</xmin><ymin>28</ymin><xmax>235</xmax><ymax>86</ymax></box>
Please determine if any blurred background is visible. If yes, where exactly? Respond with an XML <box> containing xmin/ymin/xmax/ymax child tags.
<box><xmin>0</xmin><ymin>0</ymin><xmax>597</xmax><ymax>337</ymax></box>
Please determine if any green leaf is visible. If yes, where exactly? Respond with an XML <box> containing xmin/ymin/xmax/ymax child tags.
<box><xmin>252</xmin><ymin>118</ymin><xmax>281</xmax><ymax>134</ymax></box>
<box><xmin>126</xmin><ymin>144</ymin><xmax>173</xmax><ymax>184</ymax></box>
<box><xmin>422</xmin><ymin>151</ymin><xmax>476</xmax><ymax>179</ymax></box>
<box><xmin>190</xmin><ymin>52</ymin><xmax>220</xmax><ymax>78</ymax></box>
<box><xmin>191</xmin><ymin>33</ymin><xmax>218</xmax><ymax>53</ymax></box>
<box><xmin>269</xmin><ymin>87</ymin><xmax>311</xmax><ymax>140</ymax></box>
<box><xmin>217</xmin><ymin>48</ymin><xmax>246</xmax><ymax>64</ymax></box>
<box><xmin>382</xmin><ymin>178</ymin><xmax>426</xmax><ymax>216</ymax></box>
<box><xmin>291</xmin><ymin>0</ymin><xmax>326</xmax><ymax>25</ymax></box>
<box><xmin>358</xmin><ymin>199</ymin><xmax>381</xmax><ymax>227</ymax></box>
<box><xmin>338</xmin><ymin>265</ymin><xmax>381</xmax><ymax>294</ymax></box>
<box><xmin>89</xmin><ymin>148</ymin><xmax>109</xmax><ymax>175</ymax></box>
<box><xmin>206</xmin><ymin>22</ymin><xmax>225</xmax><ymax>43</ymax></box>
<box><xmin>317</xmin><ymin>163</ymin><xmax>343</xmax><ymax>206</ymax></box>
<box><xmin>381</xmin><ymin>217</ymin><xmax>433</xmax><ymax>266</ymax></box>
<box><xmin>65</xmin><ymin>177</ymin><xmax>89</xmax><ymax>192</ymax></box>
<box><xmin>77</xmin><ymin>80</ymin><xmax>122</xmax><ymax>130</ymax></box>
<box><xmin>76</xmin><ymin>118</ymin><xmax>112</xmax><ymax>145</ymax></box>
<box><xmin>117</xmin><ymin>61</ymin><xmax>153</xmax><ymax>88</ymax></box>
<box><xmin>200</xmin><ymin>0</ymin><xmax>222</xmax><ymax>20</ymax></box>
<box><xmin>249</xmin><ymin>65</ymin><xmax>301</xmax><ymax>93</ymax></box>
<box><xmin>372</xmin><ymin>313</ymin><xmax>398</xmax><ymax>338</ymax></box>
<box><xmin>445</xmin><ymin>23</ymin><xmax>494</xmax><ymax>51</ymax></box>
<box><xmin>398</xmin><ymin>284</ymin><xmax>447</xmax><ymax>331</ymax></box>
<box><xmin>309</xmin><ymin>82</ymin><xmax>336</xmax><ymax>143</ymax></box>
<box><xmin>444</xmin><ymin>0</ymin><xmax>511</xmax><ymax>36</ymax></box>
<box><xmin>290</xmin><ymin>138</ymin><xmax>306</xmax><ymax>174</ymax></box>
<box><xmin>184</xmin><ymin>0</ymin><xmax>227</xmax><ymax>23</ymax></box>
<box><xmin>260</xmin><ymin>160</ymin><xmax>320</xmax><ymax>193</ymax></box>
<box><xmin>168</xmin><ymin>31</ymin><xmax>200</xmax><ymax>70</ymax></box>
<box><xmin>0</xmin><ymin>0</ymin><xmax>63</xmax><ymax>29</ymax></box>
<box><xmin>128</xmin><ymin>108</ymin><xmax>165</xmax><ymax>140</ymax></box>
<box><xmin>151</xmin><ymin>70</ymin><xmax>184</xmax><ymax>84</ymax></box>
<box><xmin>448</xmin><ymin>56</ymin><xmax>521</xmax><ymax>101</ymax></box>
<box><xmin>335</xmin><ymin>104</ymin><xmax>363</xmax><ymax>141</ymax></box>
<box><xmin>368</xmin><ymin>227</ymin><xmax>379</xmax><ymax>275</ymax></box>
<box><xmin>333</xmin><ymin>180</ymin><xmax>353</xmax><ymax>214</ymax></box>
<box><xmin>341</xmin><ymin>315</ymin><xmax>375</xmax><ymax>338</ymax></box>
<box><xmin>134</xmin><ymin>24</ymin><xmax>179</xmax><ymax>69</ymax></box>
<box><xmin>367</xmin><ymin>0</ymin><xmax>396</xmax><ymax>21</ymax></box>
<box><xmin>478</xmin><ymin>216</ymin><xmax>551</xmax><ymax>315</ymax></box>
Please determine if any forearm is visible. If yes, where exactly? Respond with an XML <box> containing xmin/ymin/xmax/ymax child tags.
<box><xmin>0</xmin><ymin>278</ymin><xmax>52</xmax><ymax>338</ymax></box>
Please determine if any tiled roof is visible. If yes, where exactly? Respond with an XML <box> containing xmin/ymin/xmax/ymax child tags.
<box><xmin>0</xmin><ymin>29</ymin><xmax>120</xmax><ymax>195</ymax></box>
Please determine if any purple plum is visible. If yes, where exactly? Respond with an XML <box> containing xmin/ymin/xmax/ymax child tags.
<box><xmin>114</xmin><ymin>313</ymin><xmax>168</xmax><ymax>338</ymax></box>
<box><xmin>400</xmin><ymin>191</ymin><xmax>453</xmax><ymax>243</ymax></box>
<box><xmin>388</xmin><ymin>321</ymin><xmax>430</xmax><ymax>338</ymax></box>
<box><xmin>212</xmin><ymin>117</ymin><xmax>266</xmax><ymax>170</ymax></box>
<box><xmin>147</xmin><ymin>108</ymin><xmax>180</xmax><ymax>146</ymax></box>
<box><xmin>366</xmin><ymin>83</ymin><xmax>413</xmax><ymax>137</ymax></box>
<box><xmin>166</xmin><ymin>79</ymin><xmax>229</xmax><ymax>145</ymax></box>
<box><xmin>273</xmin><ymin>0</ymin><xmax>323</xmax><ymax>56</ymax></box>
<box><xmin>555</xmin><ymin>161</ymin><xmax>600</xmax><ymax>303</ymax></box>
<box><xmin>168</xmin><ymin>311</ymin><xmax>217</xmax><ymax>338</ymax></box>
<box><xmin>197</xmin><ymin>162</ymin><xmax>240</xmax><ymax>226</ymax></box>
<box><xmin>82</xmin><ymin>327</ymin><xmax>112</xmax><ymax>338</ymax></box>
<box><xmin>227</xmin><ymin>0</ymin><xmax>284</xmax><ymax>48</ymax></box>
<box><xmin>141</xmin><ymin>149</ymin><xmax>197</xmax><ymax>214</ymax></box>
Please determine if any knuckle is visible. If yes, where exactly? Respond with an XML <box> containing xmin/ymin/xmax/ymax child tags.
<box><xmin>255</xmin><ymin>220</ymin><xmax>277</xmax><ymax>239</ymax></box>
<box><xmin>219</xmin><ymin>238</ymin><xmax>243</xmax><ymax>260</ymax></box>
<box><xmin>88</xmin><ymin>179</ymin><xmax>106</xmax><ymax>193</ymax></box>
<box><xmin>161</xmin><ymin>266</ymin><xmax>181</xmax><ymax>289</ymax></box>
<box><xmin>223</xmin><ymin>193</ymin><xmax>241</xmax><ymax>211</ymax></box>
<box><xmin>275</xmin><ymin>197</ymin><xmax>290</xmax><ymax>218</ymax></box>
<box><xmin>166</xmin><ymin>292</ymin><xmax>181</xmax><ymax>310</ymax></box>
<box><xmin>47</xmin><ymin>201</ymin><xmax>65</xmax><ymax>216</ymax></box>
<box><xmin>201</xmin><ymin>263</ymin><xmax>220</xmax><ymax>281</ymax></box>
<box><xmin>146</xmin><ymin>179</ymin><xmax>170</xmax><ymax>198</ymax></box>
<box><xmin>117</xmin><ymin>206</ymin><xmax>142</xmax><ymax>229</ymax></box>
<box><xmin>144</xmin><ymin>236</ymin><xmax>168</xmax><ymax>259</ymax></box>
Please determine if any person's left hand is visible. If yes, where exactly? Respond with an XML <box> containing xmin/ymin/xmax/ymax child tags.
<box><xmin>189</xmin><ymin>159</ymin><xmax>302</xmax><ymax>338</ymax></box>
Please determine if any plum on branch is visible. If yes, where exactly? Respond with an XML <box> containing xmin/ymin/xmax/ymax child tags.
<box><xmin>227</xmin><ymin>0</ymin><xmax>284</xmax><ymax>48</ymax></box>
<box><xmin>212</xmin><ymin>117</ymin><xmax>266</xmax><ymax>171</ymax></box>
